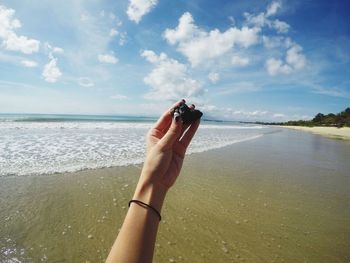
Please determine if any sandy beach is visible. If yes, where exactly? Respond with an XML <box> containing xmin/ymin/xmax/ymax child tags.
<box><xmin>1</xmin><ymin>0</ymin><xmax>349</xmax><ymax>261</ymax></box>
<box><xmin>283</xmin><ymin>126</ymin><xmax>350</xmax><ymax>140</ymax></box>
<box><xmin>1</xmin><ymin>128</ymin><xmax>350</xmax><ymax>262</ymax></box>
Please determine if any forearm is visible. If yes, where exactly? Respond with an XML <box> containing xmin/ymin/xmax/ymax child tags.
<box><xmin>105</xmin><ymin>178</ymin><xmax>167</xmax><ymax>263</ymax></box>
<box><xmin>105</xmin><ymin>100</ymin><xmax>200</xmax><ymax>263</ymax></box>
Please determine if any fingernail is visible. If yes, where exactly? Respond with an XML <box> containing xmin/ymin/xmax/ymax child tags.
<box><xmin>174</xmin><ymin>112</ymin><xmax>180</xmax><ymax>122</ymax></box>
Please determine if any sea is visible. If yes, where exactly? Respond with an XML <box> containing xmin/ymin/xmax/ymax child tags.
<box><xmin>0</xmin><ymin>113</ymin><xmax>268</xmax><ymax>176</ymax></box>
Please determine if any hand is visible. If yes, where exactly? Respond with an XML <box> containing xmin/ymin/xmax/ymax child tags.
<box><xmin>133</xmin><ymin>100</ymin><xmax>200</xmax><ymax>210</ymax></box>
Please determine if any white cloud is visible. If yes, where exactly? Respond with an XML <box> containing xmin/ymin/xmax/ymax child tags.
<box><xmin>202</xmin><ymin>104</ymin><xmax>269</xmax><ymax>120</ymax></box>
<box><xmin>141</xmin><ymin>50</ymin><xmax>203</xmax><ymax>100</ymax></box>
<box><xmin>244</xmin><ymin>110</ymin><xmax>268</xmax><ymax>116</ymax></box>
<box><xmin>164</xmin><ymin>12</ymin><xmax>260</xmax><ymax>67</ymax></box>
<box><xmin>266</xmin><ymin>58</ymin><xmax>292</xmax><ymax>75</ymax></box>
<box><xmin>52</xmin><ymin>46</ymin><xmax>64</xmax><ymax>54</ymax></box>
<box><xmin>244</xmin><ymin>1</ymin><xmax>289</xmax><ymax>34</ymax></box>
<box><xmin>44</xmin><ymin>43</ymin><xmax>64</xmax><ymax>55</ymax></box>
<box><xmin>273</xmin><ymin>113</ymin><xmax>285</xmax><ymax>118</ymax></box>
<box><xmin>262</xmin><ymin>35</ymin><xmax>278</xmax><ymax>49</ymax></box>
<box><xmin>163</xmin><ymin>12</ymin><xmax>197</xmax><ymax>45</ymax></box>
<box><xmin>202</xmin><ymin>104</ymin><xmax>291</xmax><ymax>121</ymax></box>
<box><xmin>266</xmin><ymin>44</ymin><xmax>306</xmax><ymax>76</ymax></box>
<box><xmin>3</xmin><ymin>33</ymin><xmax>40</xmax><ymax>54</ymax></box>
<box><xmin>98</xmin><ymin>53</ymin><xmax>118</xmax><ymax>64</ymax></box>
<box><xmin>0</xmin><ymin>5</ymin><xmax>21</xmax><ymax>34</ymax></box>
<box><xmin>286</xmin><ymin>44</ymin><xmax>306</xmax><ymax>70</ymax></box>
<box><xmin>42</xmin><ymin>57</ymin><xmax>62</xmax><ymax>83</ymax></box>
<box><xmin>262</xmin><ymin>35</ymin><xmax>292</xmax><ymax>49</ymax></box>
<box><xmin>312</xmin><ymin>86</ymin><xmax>350</xmax><ymax>99</ymax></box>
<box><xmin>231</xmin><ymin>55</ymin><xmax>249</xmax><ymax>67</ymax></box>
<box><xmin>228</xmin><ymin>16</ymin><xmax>235</xmax><ymax>26</ymax></box>
<box><xmin>110</xmin><ymin>28</ymin><xmax>119</xmax><ymax>37</ymax></box>
<box><xmin>78</xmin><ymin>77</ymin><xmax>94</xmax><ymax>87</ymax></box>
<box><xmin>208</xmin><ymin>72</ymin><xmax>220</xmax><ymax>83</ymax></box>
<box><xmin>244</xmin><ymin>12</ymin><xmax>267</xmax><ymax>28</ymax></box>
<box><xmin>0</xmin><ymin>5</ymin><xmax>40</xmax><ymax>54</ymax></box>
<box><xmin>142</xmin><ymin>49</ymin><xmax>159</xmax><ymax>63</ymax></box>
<box><xmin>21</xmin><ymin>60</ymin><xmax>37</xmax><ymax>67</ymax></box>
<box><xmin>110</xmin><ymin>94</ymin><xmax>128</xmax><ymax>100</ymax></box>
<box><xmin>272</xmin><ymin>19</ymin><xmax>290</xmax><ymax>33</ymax></box>
<box><xmin>118</xmin><ymin>32</ymin><xmax>127</xmax><ymax>46</ymax></box>
<box><xmin>266</xmin><ymin>1</ymin><xmax>281</xmax><ymax>17</ymax></box>
<box><xmin>127</xmin><ymin>0</ymin><xmax>158</xmax><ymax>23</ymax></box>
<box><xmin>109</xmin><ymin>19</ymin><xmax>126</xmax><ymax>46</ymax></box>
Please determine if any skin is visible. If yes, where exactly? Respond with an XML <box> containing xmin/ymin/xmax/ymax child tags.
<box><xmin>105</xmin><ymin>99</ymin><xmax>201</xmax><ymax>263</ymax></box>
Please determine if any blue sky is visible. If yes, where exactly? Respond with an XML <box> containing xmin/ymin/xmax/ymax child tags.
<box><xmin>0</xmin><ymin>0</ymin><xmax>349</xmax><ymax>121</ymax></box>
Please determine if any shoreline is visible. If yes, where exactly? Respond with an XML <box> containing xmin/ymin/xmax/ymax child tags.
<box><xmin>0</xmin><ymin>133</ymin><xmax>264</xmax><ymax>177</ymax></box>
<box><xmin>1</xmin><ymin>129</ymin><xmax>349</xmax><ymax>262</ymax></box>
<box><xmin>0</xmin><ymin>119</ymin><xmax>267</xmax><ymax>177</ymax></box>
<box><xmin>281</xmin><ymin>126</ymin><xmax>350</xmax><ymax>140</ymax></box>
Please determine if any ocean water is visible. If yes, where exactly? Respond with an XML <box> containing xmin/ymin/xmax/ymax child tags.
<box><xmin>0</xmin><ymin>114</ymin><xmax>268</xmax><ymax>176</ymax></box>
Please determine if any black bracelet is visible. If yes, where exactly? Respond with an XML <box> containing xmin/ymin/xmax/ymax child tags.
<box><xmin>128</xmin><ymin>200</ymin><xmax>162</xmax><ymax>221</ymax></box>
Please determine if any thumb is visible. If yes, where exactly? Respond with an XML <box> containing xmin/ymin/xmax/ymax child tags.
<box><xmin>159</xmin><ymin>113</ymin><xmax>183</xmax><ymax>148</ymax></box>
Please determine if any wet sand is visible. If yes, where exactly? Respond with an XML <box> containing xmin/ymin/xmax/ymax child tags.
<box><xmin>1</xmin><ymin>128</ymin><xmax>350</xmax><ymax>262</ymax></box>
<box><xmin>283</xmin><ymin>126</ymin><xmax>350</xmax><ymax>140</ymax></box>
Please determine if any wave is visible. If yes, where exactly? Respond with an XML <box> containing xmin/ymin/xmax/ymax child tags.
<box><xmin>0</xmin><ymin>121</ymin><xmax>267</xmax><ymax>177</ymax></box>
<box><xmin>0</xmin><ymin>121</ymin><xmax>265</xmax><ymax>130</ymax></box>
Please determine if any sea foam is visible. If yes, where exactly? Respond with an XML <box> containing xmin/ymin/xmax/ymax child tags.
<box><xmin>0</xmin><ymin>121</ymin><xmax>266</xmax><ymax>176</ymax></box>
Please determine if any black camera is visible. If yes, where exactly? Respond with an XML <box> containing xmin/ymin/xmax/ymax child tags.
<box><xmin>175</xmin><ymin>103</ymin><xmax>203</xmax><ymax>124</ymax></box>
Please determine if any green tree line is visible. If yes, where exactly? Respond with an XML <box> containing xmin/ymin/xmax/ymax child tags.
<box><xmin>250</xmin><ymin>107</ymin><xmax>350</xmax><ymax>127</ymax></box>
<box><xmin>283</xmin><ymin>107</ymin><xmax>350</xmax><ymax>127</ymax></box>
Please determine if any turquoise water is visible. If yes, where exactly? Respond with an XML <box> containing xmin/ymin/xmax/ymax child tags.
<box><xmin>0</xmin><ymin>113</ymin><xmax>157</xmax><ymax>123</ymax></box>
<box><xmin>0</xmin><ymin>113</ymin><xmax>240</xmax><ymax>125</ymax></box>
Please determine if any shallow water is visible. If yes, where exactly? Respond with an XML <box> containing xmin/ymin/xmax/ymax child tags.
<box><xmin>0</xmin><ymin>128</ymin><xmax>349</xmax><ymax>262</ymax></box>
<box><xmin>0</xmin><ymin>119</ymin><xmax>266</xmax><ymax>176</ymax></box>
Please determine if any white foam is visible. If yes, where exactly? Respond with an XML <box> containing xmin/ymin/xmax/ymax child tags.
<box><xmin>0</xmin><ymin>122</ymin><xmax>266</xmax><ymax>176</ymax></box>
<box><xmin>0</xmin><ymin>237</ymin><xmax>32</xmax><ymax>262</ymax></box>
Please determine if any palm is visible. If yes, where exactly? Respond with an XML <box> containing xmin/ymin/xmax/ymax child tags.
<box><xmin>141</xmin><ymin>100</ymin><xmax>200</xmax><ymax>190</ymax></box>
<box><xmin>146</xmin><ymin>129</ymin><xmax>186</xmax><ymax>188</ymax></box>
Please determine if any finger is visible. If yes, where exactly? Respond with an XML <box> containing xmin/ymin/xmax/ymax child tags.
<box><xmin>179</xmin><ymin>119</ymin><xmax>200</xmax><ymax>149</ymax></box>
<box><xmin>165</xmin><ymin>103</ymin><xmax>193</xmax><ymax>135</ymax></box>
<box><xmin>159</xmin><ymin>114</ymin><xmax>183</xmax><ymax>148</ymax></box>
<box><xmin>153</xmin><ymin>99</ymin><xmax>185</xmax><ymax>132</ymax></box>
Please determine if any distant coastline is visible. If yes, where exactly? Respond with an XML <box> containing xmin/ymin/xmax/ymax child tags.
<box><xmin>240</xmin><ymin>107</ymin><xmax>350</xmax><ymax>141</ymax></box>
<box><xmin>241</xmin><ymin>107</ymin><xmax>350</xmax><ymax>128</ymax></box>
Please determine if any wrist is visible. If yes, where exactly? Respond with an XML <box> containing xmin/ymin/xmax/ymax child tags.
<box><xmin>132</xmin><ymin>179</ymin><xmax>168</xmax><ymax>212</ymax></box>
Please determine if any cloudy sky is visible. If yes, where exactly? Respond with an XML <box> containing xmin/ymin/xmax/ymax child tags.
<box><xmin>0</xmin><ymin>0</ymin><xmax>349</xmax><ymax>121</ymax></box>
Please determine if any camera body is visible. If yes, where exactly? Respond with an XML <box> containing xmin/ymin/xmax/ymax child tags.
<box><xmin>175</xmin><ymin>104</ymin><xmax>203</xmax><ymax>124</ymax></box>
